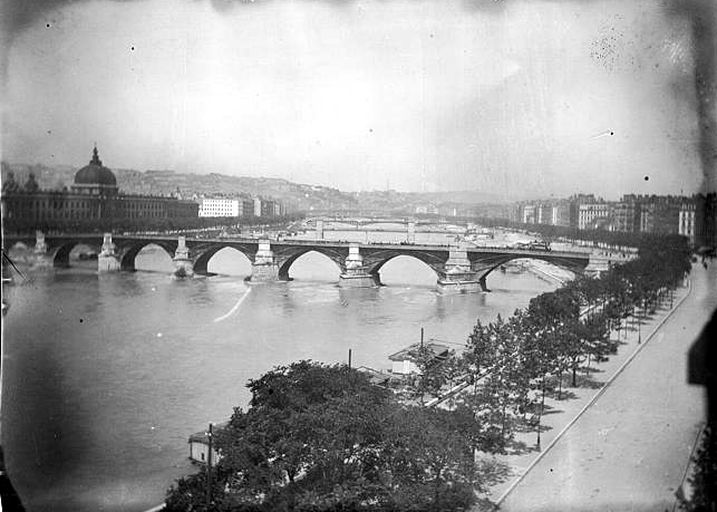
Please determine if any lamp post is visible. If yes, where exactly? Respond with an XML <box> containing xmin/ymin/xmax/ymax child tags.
<box><xmin>536</xmin><ymin>375</ymin><xmax>546</xmax><ymax>451</ymax></box>
<box><xmin>206</xmin><ymin>423</ymin><xmax>213</xmax><ymax>508</ymax></box>
<box><xmin>637</xmin><ymin>302</ymin><xmax>642</xmax><ymax>344</ymax></box>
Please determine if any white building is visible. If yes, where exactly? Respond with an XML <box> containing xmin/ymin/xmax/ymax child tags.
<box><xmin>198</xmin><ymin>197</ymin><xmax>240</xmax><ymax>218</ymax></box>
<box><xmin>679</xmin><ymin>202</ymin><xmax>697</xmax><ymax>246</ymax></box>
<box><xmin>578</xmin><ymin>203</ymin><xmax>610</xmax><ymax>230</ymax></box>
<box><xmin>188</xmin><ymin>422</ymin><xmax>227</xmax><ymax>466</ymax></box>
<box><xmin>522</xmin><ymin>205</ymin><xmax>536</xmax><ymax>224</ymax></box>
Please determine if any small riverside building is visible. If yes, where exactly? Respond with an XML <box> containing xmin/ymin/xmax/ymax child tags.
<box><xmin>388</xmin><ymin>341</ymin><xmax>450</xmax><ymax>375</ymax></box>
<box><xmin>188</xmin><ymin>422</ymin><xmax>227</xmax><ymax>466</ymax></box>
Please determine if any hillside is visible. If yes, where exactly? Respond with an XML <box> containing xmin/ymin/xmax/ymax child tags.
<box><xmin>1</xmin><ymin>162</ymin><xmax>511</xmax><ymax>217</ymax></box>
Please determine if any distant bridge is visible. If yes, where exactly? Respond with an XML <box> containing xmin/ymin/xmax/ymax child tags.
<box><xmin>4</xmin><ymin>232</ymin><xmax>591</xmax><ymax>292</ymax></box>
<box><xmin>304</xmin><ymin>217</ymin><xmax>469</xmax><ymax>234</ymax></box>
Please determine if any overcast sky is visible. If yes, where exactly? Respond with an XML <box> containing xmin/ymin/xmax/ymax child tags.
<box><xmin>0</xmin><ymin>0</ymin><xmax>710</xmax><ymax>198</ymax></box>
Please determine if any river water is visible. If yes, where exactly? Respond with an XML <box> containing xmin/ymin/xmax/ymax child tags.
<box><xmin>2</xmin><ymin>241</ymin><xmax>558</xmax><ymax>512</ymax></box>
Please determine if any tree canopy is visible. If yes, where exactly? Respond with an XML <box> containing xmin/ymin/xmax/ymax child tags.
<box><xmin>166</xmin><ymin>361</ymin><xmax>482</xmax><ymax>512</ymax></box>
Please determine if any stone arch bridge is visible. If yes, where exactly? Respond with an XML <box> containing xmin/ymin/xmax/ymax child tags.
<box><xmin>4</xmin><ymin>232</ymin><xmax>592</xmax><ymax>292</ymax></box>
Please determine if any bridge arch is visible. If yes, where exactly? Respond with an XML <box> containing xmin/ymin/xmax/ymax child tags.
<box><xmin>473</xmin><ymin>254</ymin><xmax>582</xmax><ymax>285</ymax></box>
<box><xmin>192</xmin><ymin>244</ymin><xmax>255</xmax><ymax>275</ymax></box>
<box><xmin>372</xmin><ymin>254</ymin><xmax>443</xmax><ymax>285</ymax></box>
<box><xmin>118</xmin><ymin>241</ymin><xmax>175</xmax><ymax>271</ymax></box>
<box><xmin>363</xmin><ymin>248</ymin><xmax>447</xmax><ymax>278</ymax></box>
<box><xmin>367</xmin><ymin>252</ymin><xmax>443</xmax><ymax>279</ymax></box>
<box><xmin>6</xmin><ymin>241</ymin><xmax>31</xmax><ymax>253</ymax></box>
<box><xmin>51</xmin><ymin>240</ymin><xmax>102</xmax><ymax>267</ymax></box>
<box><xmin>277</xmin><ymin>248</ymin><xmax>345</xmax><ymax>281</ymax></box>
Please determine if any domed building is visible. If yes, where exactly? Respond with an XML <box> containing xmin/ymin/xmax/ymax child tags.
<box><xmin>1</xmin><ymin>146</ymin><xmax>199</xmax><ymax>229</ymax></box>
<box><xmin>71</xmin><ymin>146</ymin><xmax>119</xmax><ymax>196</ymax></box>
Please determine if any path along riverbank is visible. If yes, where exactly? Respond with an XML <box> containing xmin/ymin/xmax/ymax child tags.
<box><xmin>478</xmin><ymin>262</ymin><xmax>714</xmax><ymax>511</ymax></box>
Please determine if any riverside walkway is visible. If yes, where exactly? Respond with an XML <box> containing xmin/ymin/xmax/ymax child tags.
<box><xmin>495</xmin><ymin>263</ymin><xmax>715</xmax><ymax>511</ymax></box>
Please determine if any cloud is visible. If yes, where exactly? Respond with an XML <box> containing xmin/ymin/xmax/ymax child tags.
<box><xmin>1</xmin><ymin>0</ymin><xmax>711</xmax><ymax>196</ymax></box>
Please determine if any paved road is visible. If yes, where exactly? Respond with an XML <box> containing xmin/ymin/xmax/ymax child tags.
<box><xmin>499</xmin><ymin>263</ymin><xmax>716</xmax><ymax>512</ymax></box>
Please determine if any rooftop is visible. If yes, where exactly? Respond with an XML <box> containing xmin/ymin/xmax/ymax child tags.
<box><xmin>188</xmin><ymin>421</ymin><xmax>229</xmax><ymax>445</ymax></box>
<box><xmin>388</xmin><ymin>341</ymin><xmax>450</xmax><ymax>362</ymax></box>
<box><xmin>74</xmin><ymin>146</ymin><xmax>117</xmax><ymax>188</ymax></box>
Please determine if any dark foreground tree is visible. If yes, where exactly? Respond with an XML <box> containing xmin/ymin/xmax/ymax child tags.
<box><xmin>166</xmin><ymin>361</ymin><xmax>482</xmax><ymax>512</ymax></box>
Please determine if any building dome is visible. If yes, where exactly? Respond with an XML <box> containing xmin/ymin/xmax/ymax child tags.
<box><xmin>74</xmin><ymin>146</ymin><xmax>117</xmax><ymax>187</ymax></box>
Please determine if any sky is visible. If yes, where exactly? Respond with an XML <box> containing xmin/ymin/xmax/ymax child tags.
<box><xmin>1</xmin><ymin>0</ymin><xmax>714</xmax><ymax>199</ymax></box>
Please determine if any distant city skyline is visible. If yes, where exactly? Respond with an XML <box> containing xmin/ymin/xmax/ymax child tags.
<box><xmin>2</xmin><ymin>0</ymin><xmax>714</xmax><ymax>198</ymax></box>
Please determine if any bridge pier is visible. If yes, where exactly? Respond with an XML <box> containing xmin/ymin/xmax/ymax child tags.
<box><xmin>585</xmin><ymin>253</ymin><xmax>610</xmax><ymax>278</ymax></box>
<box><xmin>407</xmin><ymin>221</ymin><xmax>416</xmax><ymax>244</ymax></box>
<box><xmin>173</xmin><ymin>236</ymin><xmax>194</xmax><ymax>278</ymax></box>
<box><xmin>31</xmin><ymin>230</ymin><xmax>54</xmax><ymax>268</ymax></box>
<box><xmin>479</xmin><ymin>275</ymin><xmax>488</xmax><ymax>292</ymax></box>
<box><xmin>250</xmin><ymin>240</ymin><xmax>280</xmax><ymax>281</ymax></box>
<box><xmin>339</xmin><ymin>244</ymin><xmax>380</xmax><ymax>288</ymax></box>
<box><xmin>97</xmin><ymin>233</ymin><xmax>121</xmax><ymax>272</ymax></box>
<box><xmin>437</xmin><ymin>245</ymin><xmax>483</xmax><ymax>293</ymax></box>
<box><xmin>315</xmin><ymin>220</ymin><xmax>324</xmax><ymax>240</ymax></box>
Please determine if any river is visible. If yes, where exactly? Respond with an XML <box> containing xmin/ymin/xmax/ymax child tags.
<box><xmin>2</xmin><ymin>241</ymin><xmax>559</xmax><ymax>511</ymax></box>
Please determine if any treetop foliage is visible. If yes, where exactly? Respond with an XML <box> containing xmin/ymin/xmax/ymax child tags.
<box><xmin>167</xmin><ymin>361</ymin><xmax>480</xmax><ymax>512</ymax></box>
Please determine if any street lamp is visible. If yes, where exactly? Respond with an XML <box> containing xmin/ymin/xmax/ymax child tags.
<box><xmin>637</xmin><ymin>303</ymin><xmax>642</xmax><ymax>344</ymax></box>
<box><xmin>206</xmin><ymin>422</ymin><xmax>214</xmax><ymax>508</ymax></box>
<box><xmin>536</xmin><ymin>423</ymin><xmax>541</xmax><ymax>450</ymax></box>
<box><xmin>536</xmin><ymin>375</ymin><xmax>546</xmax><ymax>451</ymax></box>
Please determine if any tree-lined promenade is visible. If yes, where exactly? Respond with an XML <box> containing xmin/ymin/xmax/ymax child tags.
<box><xmin>165</xmin><ymin>233</ymin><xmax>696</xmax><ymax>512</ymax></box>
<box><xmin>498</xmin><ymin>262</ymin><xmax>715</xmax><ymax>511</ymax></box>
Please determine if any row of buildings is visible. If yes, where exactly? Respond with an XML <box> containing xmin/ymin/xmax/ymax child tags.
<box><xmin>1</xmin><ymin>147</ymin><xmax>199</xmax><ymax>225</ymax></box>
<box><xmin>513</xmin><ymin>194</ymin><xmax>715</xmax><ymax>246</ymax></box>
<box><xmin>197</xmin><ymin>195</ymin><xmax>287</xmax><ymax>219</ymax></box>
<box><xmin>1</xmin><ymin>147</ymin><xmax>289</xmax><ymax>228</ymax></box>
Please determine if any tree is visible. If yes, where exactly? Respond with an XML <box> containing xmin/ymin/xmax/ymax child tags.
<box><xmin>465</xmin><ymin>318</ymin><xmax>496</xmax><ymax>378</ymax></box>
<box><xmin>23</xmin><ymin>172</ymin><xmax>39</xmax><ymax>192</ymax></box>
<box><xmin>458</xmin><ymin>314</ymin><xmax>529</xmax><ymax>452</ymax></box>
<box><xmin>1</xmin><ymin>171</ymin><xmax>20</xmax><ymax>194</ymax></box>
<box><xmin>403</xmin><ymin>345</ymin><xmax>460</xmax><ymax>406</ymax></box>
<box><xmin>579</xmin><ymin>313</ymin><xmax>612</xmax><ymax>378</ymax></box>
<box><xmin>166</xmin><ymin>361</ymin><xmax>483</xmax><ymax>512</ymax></box>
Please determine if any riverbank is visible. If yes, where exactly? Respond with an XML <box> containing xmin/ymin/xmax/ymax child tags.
<box><xmin>476</xmin><ymin>271</ymin><xmax>697</xmax><ymax>509</ymax></box>
<box><xmin>521</xmin><ymin>259</ymin><xmax>574</xmax><ymax>285</ymax></box>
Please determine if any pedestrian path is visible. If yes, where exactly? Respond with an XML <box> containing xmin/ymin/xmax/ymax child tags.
<box><xmin>481</xmin><ymin>263</ymin><xmax>715</xmax><ymax>511</ymax></box>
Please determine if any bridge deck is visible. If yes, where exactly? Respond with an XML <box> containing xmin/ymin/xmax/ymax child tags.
<box><xmin>4</xmin><ymin>233</ymin><xmax>590</xmax><ymax>260</ymax></box>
